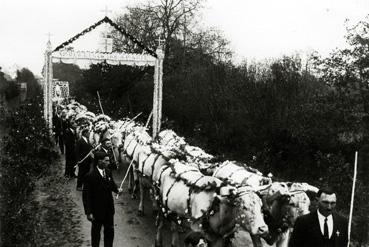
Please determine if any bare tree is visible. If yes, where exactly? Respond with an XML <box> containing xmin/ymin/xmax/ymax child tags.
<box><xmin>112</xmin><ymin>0</ymin><xmax>205</xmax><ymax>57</ymax></box>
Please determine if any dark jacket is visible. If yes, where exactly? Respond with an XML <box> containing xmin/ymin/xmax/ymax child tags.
<box><xmin>64</xmin><ymin>128</ymin><xmax>76</xmax><ymax>153</ymax></box>
<box><xmin>75</xmin><ymin>137</ymin><xmax>93</xmax><ymax>166</ymax></box>
<box><xmin>82</xmin><ymin>168</ymin><xmax>119</xmax><ymax>220</ymax></box>
<box><xmin>289</xmin><ymin>211</ymin><xmax>348</xmax><ymax>247</ymax></box>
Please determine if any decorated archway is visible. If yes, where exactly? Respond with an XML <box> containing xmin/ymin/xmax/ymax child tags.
<box><xmin>43</xmin><ymin>16</ymin><xmax>164</xmax><ymax>137</ymax></box>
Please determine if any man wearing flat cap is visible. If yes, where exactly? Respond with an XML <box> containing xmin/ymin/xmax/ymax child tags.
<box><xmin>82</xmin><ymin>151</ymin><xmax>123</xmax><ymax>247</ymax></box>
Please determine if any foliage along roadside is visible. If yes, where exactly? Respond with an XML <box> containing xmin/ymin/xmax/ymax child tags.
<box><xmin>0</xmin><ymin>94</ymin><xmax>82</xmax><ymax>246</ymax></box>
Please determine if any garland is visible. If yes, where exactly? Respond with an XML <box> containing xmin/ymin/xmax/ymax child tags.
<box><xmin>53</xmin><ymin>16</ymin><xmax>157</xmax><ymax>58</ymax></box>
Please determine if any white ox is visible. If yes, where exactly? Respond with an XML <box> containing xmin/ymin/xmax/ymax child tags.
<box><xmin>255</xmin><ymin>182</ymin><xmax>319</xmax><ymax>247</ymax></box>
<box><xmin>120</xmin><ymin>127</ymin><xmax>152</xmax><ymax>197</ymax></box>
<box><xmin>210</xmin><ymin>160</ymin><xmax>273</xmax><ymax>246</ymax></box>
<box><xmin>154</xmin><ymin>160</ymin><xmax>269</xmax><ymax>247</ymax></box>
<box><xmin>133</xmin><ymin>129</ymin><xmax>216</xmax><ymax>216</ymax></box>
<box><xmin>136</xmin><ymin>143</ymin><xmax>185</xmax><ymax>215</ymax></box>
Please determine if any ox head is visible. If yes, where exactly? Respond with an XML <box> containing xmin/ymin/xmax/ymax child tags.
<box><xmin>110</xmin><ymin>131</ymin><xmax>123</xmax><ymax>149</ymax></box>
<box><xmin>264</xmin><ymin>182</ymin><xmax>318</xmax><ymax>231</ymax></box>
<box><xmin>233</xmin><ymin>186</ymin><xmax>269</xmax><ymax>236</ymax></box>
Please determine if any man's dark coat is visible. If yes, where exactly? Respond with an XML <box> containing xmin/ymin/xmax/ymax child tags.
<box><xmin>75</xmin><ymin>137</ymin><xmax>93</xmax><ymax>187</ymax></box>
<box><xmin>64</xmin><ymin>127</ymin><xmax>76</xmax><ymax>176</ymax></box>
<box><xmin>289</xmin><ymin>211</ymin><xmax>348</xmax><ymax>247</ymax></box>
<box><xmin>82</xmin><ymin>168</ymin><xmax>118</xmax><ymax>220</ymax></box>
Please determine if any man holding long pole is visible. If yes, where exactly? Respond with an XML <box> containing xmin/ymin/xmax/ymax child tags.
<box><xmin>83</xmin><ymin>152</ymin><xmax>123</xmax><ymax>247</ymax></box>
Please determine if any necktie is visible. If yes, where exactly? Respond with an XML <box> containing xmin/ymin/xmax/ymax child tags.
<box><xmin>324</xmin><ymin>217</ymin><xmax>329</xmax><ymax>239</ymax></box>
<box><xmin>102</xmin><ymin>170</ymin><xmax>106</xmax><ymax>179</ymax></box>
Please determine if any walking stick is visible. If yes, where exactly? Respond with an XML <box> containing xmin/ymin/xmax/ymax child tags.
<box><xmin>347</xmin><ymin>151</ymin><xmax>358</xmax><ymax>247</ymax></box>
<box><xmin>116</xmin><ymin>159</ymin><xmax>135</xmax><ymax>199</ymax></box>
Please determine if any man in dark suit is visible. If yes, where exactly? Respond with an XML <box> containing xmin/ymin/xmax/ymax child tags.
<box><xmin>75</xmin><ymin>128</ymin><xmax>93</xmax><ymax>190</ymax></box>
<box><xmin>82</xmin><ymin>152</ymin><xmax>123</xmax><ymax>247</ymax></box>
<box><xmin>64</xmin><ymin>120</ymin><xmax>77</xmax><ymax>178</ymax></box>
<box><xmin>289</xmin><ymin>187</ymin><xmax>348</xmax><ymax>247</ymax></box>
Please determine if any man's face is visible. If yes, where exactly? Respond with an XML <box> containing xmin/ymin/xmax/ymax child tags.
<box><xmin>71</xmin><ymin>121</ymin><xmax>77</xmax><ymax>128</ymax></box>
<box><xmin>102</xmin><ymin>140</ymin><xmax>112</xmax><ymax>149</ymax></box>
<box><xmin>317</xmin><ymin>192</ymin><xmax>336</xmax><ymax>217</ymax></box>
<box><xmin>98</xmin><ymin>156</ymin><xmax>110</xmax><ymax>169</ymax></box>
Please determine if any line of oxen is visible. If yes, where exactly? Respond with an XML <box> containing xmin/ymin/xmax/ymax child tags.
<box><xmin>57</xmin><ymin>101</ymin><xmax>320</xmax><ymax>247</ymax></box>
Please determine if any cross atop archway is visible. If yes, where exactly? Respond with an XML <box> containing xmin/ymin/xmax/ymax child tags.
<box><xmin>45</xmin><ymin>32</ymin><xmax>53</xmax><ymax>42</ymax></box>
<box><xmin>100</xmin><ymin>6</ymin><xmax>113</xmax><ymax>52</ymax></box>
<box><xmin>101</xmin><ymin>6</ymin><xmax>112</xmax><ymax>17</ymax></box>
<box><xmin>156</xmin><ymin>37</ymin><xmax>164</xmax><ymax>49</ymax></box>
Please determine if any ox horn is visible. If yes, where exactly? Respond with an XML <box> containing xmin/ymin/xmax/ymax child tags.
<box><xmin>254</xmin><ymin>183</ymin><xmax>272</xmax><ymax>192</ymax></box>
<box><xmin>304</xmin><ymin>183</ymin><xmax>319</xmax><ymax>193</ymax></box>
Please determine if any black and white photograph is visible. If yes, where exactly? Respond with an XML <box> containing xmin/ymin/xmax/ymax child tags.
<box><xmin>0</xmin><ymin>0</ymin><xmax>369</xmax><ymax>246</ymax></box>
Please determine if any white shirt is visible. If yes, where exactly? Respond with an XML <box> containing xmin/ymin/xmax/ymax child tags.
<box><xmin>97</xmin><ymin>167</ymin><xmax>106</xmax><ymax>178</ymax></box>
<box><xmin>82</xmin><ymin>136</ymin><xmax>88</xmax><ymax>143</ymax></box>
<box><xmin>317</xmin><ymin>210</ymin><xmax>333</xmax><ymax>238</ymax></box>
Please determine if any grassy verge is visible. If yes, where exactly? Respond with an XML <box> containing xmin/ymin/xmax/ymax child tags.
<box><xmin>0</xmin><ymin>95</ymin><xmax>82</xmax><ymax>246</ymax></box>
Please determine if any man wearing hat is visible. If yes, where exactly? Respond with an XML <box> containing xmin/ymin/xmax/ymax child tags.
<box><xmin>82</xmin><ymin>152</ymin><xmax>123</xmax><ymax>247</ymax></box>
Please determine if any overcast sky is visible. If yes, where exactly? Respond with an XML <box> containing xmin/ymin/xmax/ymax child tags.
<box><xmin>0</xmin><ymin>0</ymin><xmax>368</xmax><ymax>76</ymax></box>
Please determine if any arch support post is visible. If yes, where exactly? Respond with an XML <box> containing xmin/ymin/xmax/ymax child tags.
<box><xmin>152</xmin><ymin>47</ymin><xmax>164</xmax><ymax>138</ymax></box>
<box><xmin>43</xmin><ymin>40</ymin><xmax>53</xmax><ymax>131</ymax></box>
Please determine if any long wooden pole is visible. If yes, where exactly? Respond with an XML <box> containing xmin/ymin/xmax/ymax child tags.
<box><xmin>96</xmin><ymin>91</ymin><xmax>104</xmax><ymax>115</ymax></box>
<box><xmin>145</xmin><ymin>110</ymin><xmax>153</xmax><ymax>128</ymax></box>
<box><xmin>74</xmin><ymin>143</ymin><xmax>101</xmax><ymax>168</ymax></box>
<box><xmin>347</xmin><ymin>151</ymin><xmax>358</xmax><ymax>247</ymax></box>
<box><xmin>96</xmin><ymin>91</ymin><xmax>118</xmax><ymax>164</ymax></box>
<box><xmin>116</xmin><ymin>159</ymin><xmax>135</xmax><ymax>199</ymax></box>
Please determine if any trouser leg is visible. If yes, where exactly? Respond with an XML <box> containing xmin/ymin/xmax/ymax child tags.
<box><xmin>103</xmin><ymin>214</ymin><xmax>114</xmax><ymax>247</ymax></box>
<box><xmin>77</xmin><ymin>161</ymin><xmax>89</xmax><ymax>188</ymax></box>
<box><xmin>59</xmin><ymin>137</ymin><xmax>64</xmax><ymax>154</ymax></box>
<box><xmin>91</xmin><ymin>220</ymin><xmax>103</xmax><ymax>247</ymax></box>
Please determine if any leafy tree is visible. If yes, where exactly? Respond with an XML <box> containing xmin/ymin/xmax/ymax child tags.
<box><xmin>313</xmin><ymin>15</ymin><xmax>369</xmax><ymax>244</ymax></box>
<box><xmin>52</xmin><ymin>63</ymin><xmax>83</xmax><ymax>95</ymax></box>
<box><xmin>16</xmin><ymin>68</ymin><xmax>40</xmax><ymax>98</ymax></box>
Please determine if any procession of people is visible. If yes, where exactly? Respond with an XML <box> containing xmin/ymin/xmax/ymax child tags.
<box><xmin>53</xmin><ymin>100</ymin><xmax>123</xmax><ymax>247</ymax></box>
